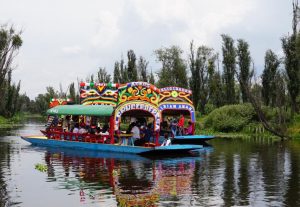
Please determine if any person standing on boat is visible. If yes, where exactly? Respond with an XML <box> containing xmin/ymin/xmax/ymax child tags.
<box><xmin>178</xmin><ymin>114</ymin><xmax>185</xmax><ymax>135</ymax></box>
<box><xmin>130</xmin><ymin>122</ymin><xmax>140</xmax><ymax>146</ymax></box>
<box><xmin>170</xmin><ymin>118</ymin><xmax>178</xmax><ymax>138</ymax></box>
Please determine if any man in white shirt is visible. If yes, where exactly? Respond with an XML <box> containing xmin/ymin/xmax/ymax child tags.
<box><xmin>130</xmin><ymin>122</ymin><xmax>140</xmax><ymax>146</ymax></box>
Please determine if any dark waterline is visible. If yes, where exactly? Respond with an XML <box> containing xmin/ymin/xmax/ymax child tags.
<box><xmin>0</xmin><ymin>120</ymin><xmax>300</xmax><ymax>207</ymax></box>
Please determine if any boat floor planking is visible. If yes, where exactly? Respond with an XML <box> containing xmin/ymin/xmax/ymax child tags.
<box><xmin>21</xmin><ymin>136</ymin><xmax>202</xmax><ymax>155</ymax></box>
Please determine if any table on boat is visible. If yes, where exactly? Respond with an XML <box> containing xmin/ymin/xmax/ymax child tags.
<box><xmin>116</xmin><ymin>133</ymin><xmax>133</xmax><ymax>145</ymax></box>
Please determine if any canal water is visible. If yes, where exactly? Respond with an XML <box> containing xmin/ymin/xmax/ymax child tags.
<box><xmin>0</xmin><ymin>120</ymin><xmax>300</xmax><ymax>207</ymax></box>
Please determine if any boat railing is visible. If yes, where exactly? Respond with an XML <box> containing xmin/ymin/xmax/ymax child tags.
<box><xmin>46</xmin><ymin>130</ymin><xmax>110</xmax><ymax>143</ymax></box>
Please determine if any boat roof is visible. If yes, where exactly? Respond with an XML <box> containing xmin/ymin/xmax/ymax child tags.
<box><xmin>46</xmin><ymin>105</ymin><xmax>114</xmax><ymax>116</ymax></box>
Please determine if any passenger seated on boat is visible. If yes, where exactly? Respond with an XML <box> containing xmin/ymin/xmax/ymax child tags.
<box><xmin>79</xmin><ymin>126</ymin><xmax>87</xmax><ymax>134</ymax></box>
<box><xmin>95</xmin><ymin>127</ymin><xmax>101</xmax><ymax>135</ymax></box>
<box><xmin>187</xmin><ymin>121</ymin><xmax>193</xmax><ymax>135</ymax></box>
<box><xmin>161</xmin><ymin>133</ymin><xmax>171</xmax><ymax>146</ymax></box>
<box><xmin>134</xmin><ymin>125</ymin><xmax>147</xmax><ymax>146</ymax></box>
<box><xmin>72</xmin><ymin>123</ymin><xmax>79</xmax><ymax>133</ymax></box>
<box><xmin>100</xmin><ymin>124</ymin><xmax>109</xmax><ymax>135</ymax></box>
<box><xmin>130</xmin><ymin>122</ymin><xmax>140</xmax><ymax>146</ymax></box>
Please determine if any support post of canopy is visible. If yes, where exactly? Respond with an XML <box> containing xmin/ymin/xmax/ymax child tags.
<box><xmin>155</xmin><ymin>131</ymin><xmax>159</xmax><ymax>146</ymax></box>
<box><xmin>192</xmin><ymin>122</ymin><xmax>195</xmax><ymax>135</ymax></box>
<box><xmin>110</xmin><ymin>115</ymin><xmax>115</xmax><ymax>144</ymax></box>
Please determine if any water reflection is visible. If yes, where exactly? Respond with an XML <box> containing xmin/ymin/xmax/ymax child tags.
<box><xmin>1</xmin><ymin>121</ymin><xmax>300</xmax><ymax>206</ymax></box>
<box><xmin>43</xmin><ymin>148</ymin><xmax>203</xmax><ymax>206</ymax></box>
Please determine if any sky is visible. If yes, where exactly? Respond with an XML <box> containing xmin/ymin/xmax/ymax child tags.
<box><xmin>0</xmin><ymin>0</ymin><xmax>294</xmax><ymax>99</ymax></box>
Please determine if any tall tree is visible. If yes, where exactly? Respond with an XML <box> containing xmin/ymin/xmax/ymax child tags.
<box><xmin>97</xmin><ymin>67</ymin><xmax>111</xmax><ymax>83</ymax></box>
<box><xmin>281</xmin><ymin>0</ymin><xmax>300</xmax><ymax>115</ymax></box>
<box><xmin>208</xmin><ymin>55</ymin><xmax>224</xmax><ymax>107</ymax></box>
<box><xmin>68</xmin><ymin>82</ymin><xmax>77</xmax><ymax>103</ymax></box>
<box><xmin>236</xmin><ymin>39</ymin><xmax>253</xmax><ymax>103</ymax></box>
<box><xmin>120</xmin><ymin>57</ymin><xmax>128</xmax><ymax>83</ymax></box>
<box><xmin>221</xmin><ymin>34</ymin><xmax>236</xmax><ymax>104</ymax></box>
<box><xmin>189</xmin><ymin>41</ymin><xmax>216</xmax><ymax>113</ymax></box>
<box><xmin>137</xmin><ymin>56</ymin><xmax>148</xmax><ymax>82</ymax></box>
<box><xmin>155</xmin><ymin>46</ymin><xmax>188</xmax><ymax>88</ymax></box>
<box><xmin>113</xmin><ymin>61</ymin><xmax>121</xmax><ymax>83</ymax></box>
<box><xmin>148</xmin><ymin>70</ymin><xmax>155</xmax><ymax>84</ymax></box>
<box><xmin>189</xmin><ymin>41</ymin><xmax>200</xmax><ymax>109</ymax></box>
<box><xmin>261</xmin><ymin>50</ymin><xmax>280</xmax><ymax>106</ymax></box>
<box><xmin>0</xmin><ymin>25</ymin><xmax>22</xmax><ymax>117</ymax></box>
<box><xmin>127</xmin><ymin>50</ymin><xmax>138</xmax><ymax>82</ymax></box>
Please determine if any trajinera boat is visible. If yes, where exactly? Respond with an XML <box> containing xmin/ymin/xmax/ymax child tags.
<box><xmin>21</xmin><ymin>82</ymin><xmax>214</xmax><ymax>155</ymax></box>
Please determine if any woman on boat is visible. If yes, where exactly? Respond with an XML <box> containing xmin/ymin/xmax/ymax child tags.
<box><xmin>186</xmin><ymin>121</ymin><xmax>193</xmax><ymax>135</ymax></box>
<box><xmin>178</xmin><ymin>114</ymin><xmax>185</xmax><ymax>135</ymax></box>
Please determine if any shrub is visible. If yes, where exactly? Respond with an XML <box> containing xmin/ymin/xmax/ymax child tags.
<box><xmin>203</xmin><ymin>104</ymin><xmax>255</xmax><ymax>132</ymax></box>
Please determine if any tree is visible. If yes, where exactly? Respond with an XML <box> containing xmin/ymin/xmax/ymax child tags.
<box><xmin>68</xmin><ymin>82</ymin><xmax>77</xmax><ymax>103</ymax></box>
<box><xmin>221</xmin><ymin>34</ymin><xmax>236</xmax><ymax>104</ymax></box>
<box><xmin>155</xmin><ymin>46</ymin><xmax>188</xmax><ymax>88</ymax></box>
<box><xmin>120</xmin><ymin>57</ymin><xmax>128</xmax><ymax>83</ymax></box>
<box><xmin>281</xmin><ymin>0</ymin><xmax>300</xmax><ymax>115</ymax></box>
<box><xmin>113</xmin><ymin>61</ymin><xmax>121</xmax><ymax>83</ymax></box>
<box><xmin>148</xmin><ymin>70</ymin><xmax>155</xmax><ymax>84</ymax></box>
<box><xmin>97</xmin><ymin>67</ymin><xmax>111</xmax><ymax>83</ymax></box>
<box><xmin>0</xmin><ymin>25</ymin><xmax>23</xmax><ymax>117</ymax></box>
<box><xmin>189</xmin><ymin>41</ymin><xmax>216</xmax><ymax>113</ymax></box>
<box><xmin>261</xmin><ymin>50</ymin><xmax>280</xmax><ymax>106</ymax></box>
<box><xmin>236</xmin><ymin>39</ymin><xmax>253</xmax><ymax>103</ymax></box>
<box><xmin>127</xmin><ymin>50</ymin><xmax>138</xmax><ymax>82</ymax></box>
<box><xmin>137</xmin><ymin>56</ymin><xmax>148</xmax><ymax>82</ymax></box>
<box><xmin>282</xmin><ymin>36</ymin><xmax>299</xmax><ymax>115</ymax></box>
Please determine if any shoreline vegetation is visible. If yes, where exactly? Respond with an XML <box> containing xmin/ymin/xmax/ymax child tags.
<box><xmin>0</xmin><ymin>113</ymin><xmax>43</xmax><ymax>129</ymax></box>
<box><xmin>1</xmin><ymin>107</ymin><xmax>299</xmax><ymax>139</ymax></box>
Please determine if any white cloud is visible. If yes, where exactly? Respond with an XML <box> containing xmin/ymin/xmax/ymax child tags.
<box><xmin>0</xmin><ymin>0</ymin><xmax>292</xmax><ymax>99</ymax></box>
<box><xmin>90</xmin><ymin>11</ymin><xmax>121</xmax><ymax>48</ymax></box>
<box><xmin>61</xmin><ymin>45</ymin><xmax>82</xmax><ymax>55</ymax></box>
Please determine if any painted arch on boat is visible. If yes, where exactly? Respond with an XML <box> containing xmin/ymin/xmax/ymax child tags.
<box><xmin>114</xmin><ymin>101</ymin><xmax>161</xmax><ymax>131</ymax></box>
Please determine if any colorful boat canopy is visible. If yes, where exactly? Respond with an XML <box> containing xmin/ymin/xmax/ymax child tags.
<box><xmin>47</xmin><ymin>105</ymin><xmax>114</xmax><ymax>116</ymax></box>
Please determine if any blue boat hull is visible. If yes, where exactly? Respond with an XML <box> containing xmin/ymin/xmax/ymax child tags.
<box><xmin>21</xmin><ymin>136</ymin><xmax>202</xmax><ymax>155</ymax></box>
<box><xmin>173</xmin><ymin>135</ymin><xmax>215</xmax><ymax>145</ymax></box>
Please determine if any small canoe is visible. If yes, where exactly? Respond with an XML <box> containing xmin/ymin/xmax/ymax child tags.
<box><xmin>21</xmin><ymin>136</ymin><xmax>202</xmax><ymax>155</ymax></box>
<box><xmin>172</xmin><ymin>135</ymin><xmax>215</xmax><ymax>145</ymax></box>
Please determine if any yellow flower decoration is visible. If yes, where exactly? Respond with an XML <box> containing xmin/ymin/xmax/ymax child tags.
<box><xmin>128</xmin><ymin>87</ymin><xmax>133</xmax><ymax>93</ymax></box>
<box><xmin>171</xmin><ymin>91</ymin><xmax>178</xmax><ymax>97</ymax></box>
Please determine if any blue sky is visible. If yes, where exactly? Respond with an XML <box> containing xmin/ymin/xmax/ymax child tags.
<box><xmin>0</xmin><ymin>0</ymin><xmax>294</xmax><ymax>98</ymax></box>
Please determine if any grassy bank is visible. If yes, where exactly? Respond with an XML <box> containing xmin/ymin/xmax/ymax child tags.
<box><xmin>195</xmin><ymin>104</ymin><xmax>300</xmax><ymax>139</ymax></box>
<box><xmin>0</xmin><ymin>113</ymin><xmax>43</xmax><ymax>129</ymax></box>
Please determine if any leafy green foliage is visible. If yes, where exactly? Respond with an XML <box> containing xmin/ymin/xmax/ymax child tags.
<box><xmin>261</xmin><ymin>50</ymin><xmax>281</xmax><ymax>106</ymax></box>
<box><xmin>236</xmin><ymin>39</ymin><xmax>253</xmax><ymax>103</ymax></box>
<box><xmin>189</xmin><ymin>42</ymin><xmax>217</xmax><ymax>113</ymax></box>
<box><xmin>155</xmin><ymin>46</ymin><xmax>188</xmax><ymax>88</ymax></box>
<box><xmin>97</xmin><ymin>67</ymin><xmax>111</xmax><ymax>83</ymax></box>
<box><xmin>221</xmin><ymin>34</ymin><xmax>236</xmax><ymax>104</ymax></box>
<box><xmin>204</xmin><ymin>104</ymin><xmax>255</xmax><ymax>132</ymax></box>
<box><xmin>0</xmin><ymin>25</ymin><xmax>24</xmax><ymax>118</ymax></box>
<box><xmin>282</xmin><ymin>33</ymin><xmax>300</xmax><ymax>114</ymax></box>
<box><xmin>35</xmin><ymin>163</ymin><xmax>48</xmax><ymax>172</ymax></box>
